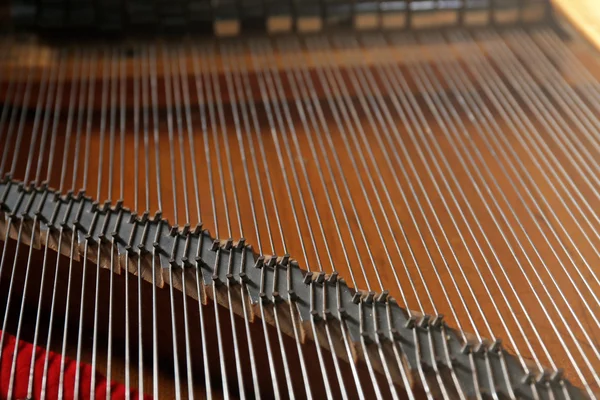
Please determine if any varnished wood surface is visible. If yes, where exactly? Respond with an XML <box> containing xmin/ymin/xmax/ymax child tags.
<box><xmin>553</xmin><ymin>0</ymin><xmax>600</xmax><ymax>51</ymax></box>
<box><xmin>1</xmin><ymin>22</ymin><xmax>600</xmax><ymax>398</ymax></box>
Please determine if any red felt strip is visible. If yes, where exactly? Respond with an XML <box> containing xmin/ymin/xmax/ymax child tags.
<box><xmin>0</xmin><ymin>329</ymin><xmax>146</xmax><ymax>400</ymax></box>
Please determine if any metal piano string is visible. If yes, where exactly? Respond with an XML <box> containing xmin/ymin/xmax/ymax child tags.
<box><xmin>169</xmin><ymin>45</ymin><xmax>196</xmax><ymax>400</ymax></box>
<box><xmin>328</xmin><ymin>34</ymin><xmax>502</xmax><ymax>400</ymax></box>
<box><xmin>276</xmin><ymin>38</ymin><xmax>372</xmax><ymax>400</ymax></box>
<box><xmin>233</xmin><ymin>43</ymin><xmax>300</xmax><ymax>398</ymax></box>
<box><xmin>434</xmin><ymin>41</ymin><xmax>565</xmax><ymax>399</ymax></box>
<box><xmin>303</xmin><ymin>35</ymin><xmax>465</xmax><ymax>400</ymax></box>
<box><xmin>0</xmin><ymin>22</ymin><xmax>600</xmax><ymax>400</ymax></box>
<box><xmin>454</xmin><ymin>30</ymin><xmax>600</xmax><ymax>394</ymax></box>
<box><xmin>422</xmin><ymin>33</ymin><xmax>567</xmax><ymax>395</ymax></box>
<box><xmin>221</xmin><ymin>42</ymin><xmax>285</xmax><ymax>400</ymax></box>
<box><xmin>432</xmin><ymin>30</ymin><xmax>600</xmax><ymax>394</ymax></box>
<box><xmin>281</xmin><ymin>38</ymin><xmax>391</xmax><ymax>399</ymax></box>
<box><xmin>406</xmin><ymin>33</ymin><xmax>580</xmax><ymax>398</ymax></box>
<box><xmin>447</xmin><ymin>30</ymin><xmax>600</xmax><ymax>393</ymax></box>
<box><xmin>6</xmin><ymin>44</ymin><xmax>52</xmax><ymax>400</ymax></box>
<box><xmin>70</xmin><ymin>47</ymin><xmax>94</xmax><ymax>399</ymax></box>
<box><xmin>480</xmin><ymin>29</ymin><xmax>600</xmax><ymax>379</ymax></box>
<box><xmin>251</xmin><ymin>41</ymin><xmax>343</xmax><ymax>400</ymax></box>
<box><xmin>261</xmin><ymin>39</ymin><xmax>372</xmax><ymax>400</ymax></box>
<box><xmin>506</xmin><ymin>31</ymin><xmax>600</xmax><ymax>278</ymax></box>
<box><xmin>73</xmin><ymin>48</ymin><xmax>98</xmax><ymax>399</ymax></box>
<box><xmin>535</xmin><ymin>30</ymin><xmax>600</xmax><ymax>119</ymax></box>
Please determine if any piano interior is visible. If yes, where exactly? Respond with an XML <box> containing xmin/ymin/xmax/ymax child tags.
<box><xmin>0</xmin><ymin>1</ymin><xmax>599</xmax><ymax>399</ymax></box>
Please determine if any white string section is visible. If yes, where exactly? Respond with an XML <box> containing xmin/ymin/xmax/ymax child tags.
<box><xmin>0</xmin><ymin>27</ymin><xmax>598</xmax><ymax>400</ymax></box>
